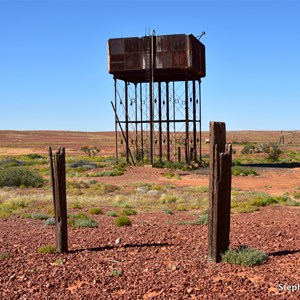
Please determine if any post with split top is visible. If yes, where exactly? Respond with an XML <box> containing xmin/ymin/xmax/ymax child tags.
<box><xmin>49</xmin><ymin>147</ymin><xmax>68</xmax><ymax>253</ymax></box>
<box><xmin>208</xmin><ymin>122</ymin><xmax>232</xmax><ymax>263</ymax></box>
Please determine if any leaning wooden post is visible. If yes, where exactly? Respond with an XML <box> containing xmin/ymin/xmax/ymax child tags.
<box><xmin>49</xmin><ymin>147</ymin><xmax>68</xmax><ymax>253</ymax></box>
<box><xmin>208</xmin><ymin>122</ymin><xmax>232</xmax><ymax>262</ymax></box>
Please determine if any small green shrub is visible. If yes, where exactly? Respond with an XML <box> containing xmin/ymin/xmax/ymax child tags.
<box><xmin>152</xmin><ymin>185</ymin><xmax>165</xmax><ymax>192</ymax></box>
<box><xmin>0</xmin><ymin>167</ymin><xmax>44</xmax><ymax>187</ymax></box>
<box><xmin>232</xmin><ymin>166</ymin><xmax>258</xmax><ymax>176</ymax></box>
<box><xmin>294</xmin><ymin>192</ymin><xmax>300</xmax><ymax>200</ymax></box>
<box><xmin>0</xmin><ymin>253</ymin><xmax>10</xmax><ymax>260</ymax></box>
<box><xmin>88</xmin><ymin>169</ymin><xmax>124</xmax><ymax>177</ymax></box>
<box><xmin>43</xmin><ymin>217</ymin><xmax>55</xmax><ymax>226</ymax></box>
<box><xmin>70</xmin><ymin>202</ymin><xmax>82</xmax><ymax>209</ymax></box>
<box><xmin>67</xmin><ymin>181</ymin><xmax>89</xmax><ymax>190</ymax></box>
<box><xmin>176</xmin><ymin>204</ymin><xmax>187</xmax><ymax>211</ymax></box>
<box><xmin>80</xmin><ymin>145</ymin><xmax>100</xmax><ymax>157</ymax></box>
<box><xmin>0</xmin><ymin>158</ymin><xmax>24</xmax><ymax>167</ymax></box>
<box><xmin>29</xmin><ymin>213</ymin><xmax>50</xmax><ymax>220</ymax></box>
<box><xmin>25</xmin><ymin>154</ymin><xmax>44</xmax><ymax>159</ymax></box>
<box><xmin>69</xmin><ymin>160</ymin><xmax>98</xmax><ymax>169</ymax></box>
<box><xmin>261</xmin><ymin>143</ymin><xmax>282</xmax><ymax>161</ymax></box>
<box><xmin>88</xmin><ymin>207</ymin><xmax>102</xmax><ymax>215</ymax></box>
<box><xmin>231</xmin><ymin>192</ymin><xmax>300</xmax><ymax>213</ymax></box>
<box><xmin>54</xmin><ymin>258</ymin><xmax>66</xmax><ymax>265</ymax></box>
<box><xmin>0</xmin><ymin>198</ymin><xmax>32</xmax><ymax>218</ymax></box>
<box><xmin>72</xmin><ymin>218</ymin><xmax>98</xmax><ymax>228</ymax></box>
<box><xmin>106</xmin><ymin>211</ymin><xmax>118</xmax><ymax>217</ymax></box>
<box><xmin>162</xmin><ymin>208</ymin><xmax>173</xmax><ymax>215</ymax></box>
<box><xmin>161</xmin><ymin>194</ymin><xmax>179</xmax><ymax>204</ymax></box>
<box><xmin>221</xmin><ymin>245</ymin><xmax>268</xmax><ymax>266</ymax></box>
<box><xmin>179</xmin><ymin>213</ymin><xmax>208</xmax><ymax>225</ymax></box>
<box><xmin>115</xmin><ymin>216</ymin><xmax>132</xmax><ymax>227</ymax></box>
<box><xmin>100</xmin><ymin>183</ymin><xmax>120</xmax><ymax>194</ymax></box>
<box><xmin>68</xmin><ymin>213</ymin><xmax>98</xmax><ymax>228</ymax></box>
<box><xmin>163</xmin><ymin>172</ymin><xmax>181</xmax><ymax>180</ymax></box>
<box><xmin>121</xmin><ymin>208</ymin><xmax>137</xmax><ymax>216</ymax></box>
<box><xmin>38</xmin><ymin>245</ymin><xmax>56</xmax><ymax>254</ymax></box>
<box><xmin>241</xmin><ymin>144</ymin><xmax>257</xmax><ymax>155</ymax></box>
<box><xmin>198</xmin><ymin>213</ymin><xmax>208</xmax><ymax>225</ymax></box>
<box><xmin>0</xmin><ymin>208</ymin><xmax>13</xmax><ymax>218</ymax></box>
<box><xmin>110</xmin><ymin>269</ymin><xmax>123</xmax><ymax>277</ymax></box>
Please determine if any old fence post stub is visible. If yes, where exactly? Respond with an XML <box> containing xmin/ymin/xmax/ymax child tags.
<box><xmin>208</xmin><ymin>122</ymin><xmax>232</xmax><ymax>263</ymax></box>
<box><xmin>49</xmin><ymin>147</ymin><xmax>68</xmax><ymax>253</ymax></box>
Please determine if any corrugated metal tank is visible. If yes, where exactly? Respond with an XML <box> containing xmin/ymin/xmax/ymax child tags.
<box><xmin>108</xmin><ymin>34</ymin><xmax>206</xmax><ymax>83</ymax></box>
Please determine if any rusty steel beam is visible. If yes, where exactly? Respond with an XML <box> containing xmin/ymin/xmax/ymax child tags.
<box><xmin>166</xmin><ymin>82</ymin><xmax>170</xmax><ymax>161</ymax></box>
<box><xmin>193</xmin><ymin>80</ymin><xmax>197</xmax><ymax>161</ymax></box>
<box><xmin>185</xmin><ymin>78</ymin><xmax>189</xmax><ymax>164</ymax></box>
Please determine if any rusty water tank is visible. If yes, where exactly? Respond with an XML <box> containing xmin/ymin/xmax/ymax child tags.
<box><xmin>108</xmin><ymin>34</ymin><xmax>206</xmax><ymax>83</ymax></box>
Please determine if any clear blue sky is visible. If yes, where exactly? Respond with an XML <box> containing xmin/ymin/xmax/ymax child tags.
<box><xmin>0</xmin><ymin>0</ymin><xmax>299</xmax><ymax>131</ymax></box>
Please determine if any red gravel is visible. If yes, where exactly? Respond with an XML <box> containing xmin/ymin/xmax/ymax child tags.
<box><xmin>1</xmin><ymin>206</ymin><xmax>300</xmax><ymax>299</ymax></box>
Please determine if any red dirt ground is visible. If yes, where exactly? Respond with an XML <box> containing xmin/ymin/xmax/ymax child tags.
<box><xmin>1</xmin><ymin>130</ymin><xmax>300</xmax><ymax>299</ymax></box>
<box><xmin>1</xmin><ymin>207</ymin><xmax>300</xmax><ymax>299</ymax></box>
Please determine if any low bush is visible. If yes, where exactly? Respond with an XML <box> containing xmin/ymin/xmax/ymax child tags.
<box><xmin>0</xmin><ymin>253</ymin><xmax>10</xmax><ymax>260</ymax></box>
<box><xmin>162</xmin><ymin>208</ymin><xmax>173</xmax><ymax>215</ymax></box>
<box><xmin>232</xmin><ymin>166</ymin><xmax>258</xmax><ymax>176</ymax></box>
<box><xmin>121</xmin><ymin>208</ymin><xmax>137</xmax><ymax>216</ymax></box>
<box><xmin>88</xmin><ymin>169</ymin><xmax>124</xmax><ymax>177</ymax></box>
<box><xmin>70</xmin><ymin>202</ymin><xmax>82</xmax><ymax>209</ymax></box>
<box><xmin>0</xmin><ymin>167</ymin><xmax>44</xmax><ymax>187</ymax></box>
<box><xmin>43</xmin><ymin>217</ymin><xmax>55</xmax><ymax>226</ymax></box>
<box><xmin>106</xmin><ymin>211</ymin><xmax>118</xmax><ymax>217</ymax></box>
<box><xmin>0</xmin><ymin>206</ymin><xmax>13</xmax><ymax>218</ymax></box>
<box><xmin>115</xmin><ymin>216</ymin><xmax>132</xmax><ymax>227</ymax></box>
<box><xmin>88</xmin><ymin>207</ymin><xmax>102</xmax><ymax>215</ymax></box>
<box><xmin>294</xmin><ymin>192</ymin><xmax>300</xmax><ymax>200</ymax></box>
<box><xmin>179</xmin><ymin>211</ymin><xmax>208</xmax><ymax>225</ymax></box>
<box><xmin>176</xmin><ymin>204</ymin><xmax>187</xmax><ymax>211</ymax></box>
<box><xmin>80</xmin><ymin>145</ymin><xmax>100</xmax><ymax>157</ymax></box>
<box><xmin>71</xmin><ymin>218</ymin><xmax>98</xmax><ymax>228</ymax></box>
<box><xmin>0</xmin><ymin>198</ymin><xmax>32</xmax><ymax>218</ymax></box>
<box><xmin>110</xmin><ymin>269</ymin><xmax>123</xmax><ymax>277</ymax></box>
<box><xmin>67</xmin><ymin>181</ymin><xmax>90</xmax><ymax>190</ymax></box>
<box><xmin>24</xmin><ymin>154</ymin><xmax>44</xmax><ymax>160</ymax></box>
<box><xmin>261</xmin><ymin>143</ymin><xmax>282</xmax><ymax>161</ymax></box>
<box><xmin>221</xmin><ymin>245</ymin><xmax>268</xmax><ymax>266</ymax></box>
<box><xmin>198</xmin><ymin>213</ymin><xmax>209</xmax><ymax>225</ymax></box>
<box><xmin>37</xmin><ymin>245</ymin><xmax>56</xmax><ymax>254</ymax></box>
<box><xmin>251</xmin><ymin>194</ymin><xmax>299</xmax><ymax>207</ymax></box>
<box><xmin>69</xmin><ymin>160</ymin><xmax>98</xmax><ymax>169</ymax></box>
<box><xmin>161</xmin><ymin>194</ymin><xmax>179</xmax><ymax>204</ymax></box>
<box><xmin>29</xmin><ymin>213</ymin><xmax>51</xmax><ymax>220</ymax></box>
<box><xmin>241</xmin><ymin>144</ymin><xmax>257</xmax><ymax>155</ymax></box>
<box><xmin>100</xmin><ymin>183</ymin><xmax>120</xmax><ymax>194</ymax></box>
<box><xmin>163</xmin><ymin>172</ymin><xmax>181</xmax><ymax>180</ymax></box>
<box><xmin>231</xmin><ymin>192</ymin><xmax>300</xmax><ymax>213</ymax></box>
<box><xmin>68</xmin><ymin>213</ymin><xmax>98</xmax><ymax>228</ymax></box>
<box><xmin>0</xmin><ymin>158</ymin><xmax>24</xmax><ymax>167</ymax></box>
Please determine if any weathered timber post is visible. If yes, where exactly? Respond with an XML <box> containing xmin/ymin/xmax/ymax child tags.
<box><xmin>208</xmin><ymin>122</ymin><xmax>232</xmax><ymax>262</ymax></box>
<box><xmin>49</xmin><ymin>147</ymin><xmax>68</xmax><ymax>253</ymax></box>
<box><xmin>178</xmin><ymin>147</ymin><xmax>181</xmax><ymax>163</ymax></box>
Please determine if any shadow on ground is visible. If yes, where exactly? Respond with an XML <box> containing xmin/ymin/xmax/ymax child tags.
<box><xmin>68</xmin><ymin>242</ymin><xmax>172</xmax><ymax>254</ymax></box>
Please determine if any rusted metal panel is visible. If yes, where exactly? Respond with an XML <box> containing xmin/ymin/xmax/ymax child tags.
<box><xmin>108</xmin><ymin>34</ymin><xmax>206</xmax><ymax>82</ymax></box>
<box><xmin>155</xmin><ymin>34</ymin><xmax>188</xmax><ymax>69</ymax></box>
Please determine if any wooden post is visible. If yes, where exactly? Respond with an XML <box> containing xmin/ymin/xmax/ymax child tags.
<box><xmin>208</xmin><ymin>122</ymin><xmax>232</xmax><ymax>263</ymax></box>
<box><xmin>49</xmin><ymin>147</ymin><xmax>68</xmax><ymax>253</ymax></box>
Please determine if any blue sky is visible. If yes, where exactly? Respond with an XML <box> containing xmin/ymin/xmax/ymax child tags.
<box><xmin>0</xmin><ymin>0</ymin><xmax>299</xmax><ymax>131</ymax></box>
